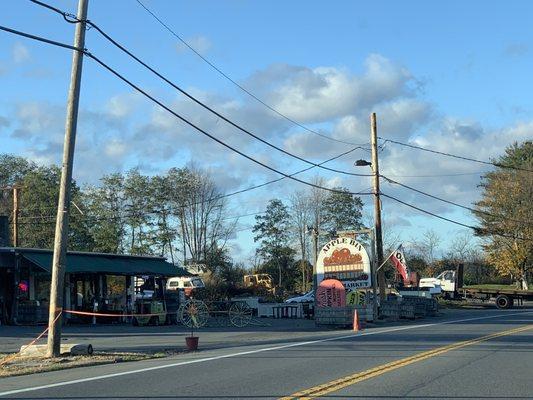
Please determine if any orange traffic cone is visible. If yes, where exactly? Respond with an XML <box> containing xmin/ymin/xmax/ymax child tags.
<box><xmin>353</xmin><ymin>309</ymin><xmax>360</xmax><ymax>332</ymax></box>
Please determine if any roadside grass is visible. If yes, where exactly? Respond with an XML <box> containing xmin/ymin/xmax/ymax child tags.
<box><xmin>437</xmin><ymin>297</ymin><xmax>491</xmax><ymax>309</ymax></box>
<box><xmin>463</xmin><ymin>284</ymin><xmax>521</xmax><ymax>290</ymax></box>
<box><xmin>0</xmin><ymin>351</ymin><xmax>169</xmax><ymax>378</ymax></box>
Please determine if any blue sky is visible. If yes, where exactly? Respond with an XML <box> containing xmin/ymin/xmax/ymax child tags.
<box><xmin>1</xmin><ymin>0</ymin><xmax>532</xmax><ymax>262</ymax></box>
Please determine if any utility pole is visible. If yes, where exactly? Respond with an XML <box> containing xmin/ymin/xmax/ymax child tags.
<box><xmin>311</xmin><ymin>226</ymin><xmax>318</xmax><ymax>309</ymax></box>
<box><xmin>370</xmin><ymin>113</ymin><xmax>386</xmax><ymax>302</ymax></box>
<box><xmin>47</xmin><ymin>0</ymin><xmax>88</xmax><ymax>358</ymax></box>
<box><xmin>12</xmin><ymin>187</ymin><xmax>19</xmax><ymax>247</ymax></box>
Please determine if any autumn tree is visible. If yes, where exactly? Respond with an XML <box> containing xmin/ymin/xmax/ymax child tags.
<box><xmin>474</xmin><ymin>141</ymin><xmax>533</xmax><ymax>289</ymax></box>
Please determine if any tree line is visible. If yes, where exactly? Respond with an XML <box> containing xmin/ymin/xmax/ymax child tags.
<box><xmin>1</xmin><ymin>140</ymin><xmax>531</xmax><ymax>292</ymax></box>
<box><xmin>0</xmin><ymin>156</ymin><xmax>233</xmax><ymax>269</ymax></box>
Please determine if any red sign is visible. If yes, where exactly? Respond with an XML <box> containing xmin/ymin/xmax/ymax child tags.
<box><xmin>316</xmin><ymin>279</ymin><xmax>346</xmax><ymax>308</ymax></box>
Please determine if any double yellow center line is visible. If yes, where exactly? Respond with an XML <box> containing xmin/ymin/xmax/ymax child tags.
<box><xmin>280</xmin><ymin>324</ymin><xmax>532</xmax><ymax>400</ymax></box>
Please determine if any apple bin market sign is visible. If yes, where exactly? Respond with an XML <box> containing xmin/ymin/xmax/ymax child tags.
<box><xmin>316</xmin><ymin>236</ymin><xmax>372</xmax><ymax>289</ymax></box>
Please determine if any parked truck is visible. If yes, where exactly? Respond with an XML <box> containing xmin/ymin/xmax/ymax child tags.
<box><xmin>419</xmin><ymin>265</ymin><xmax>533</xmax><ymax>309</ymax></box>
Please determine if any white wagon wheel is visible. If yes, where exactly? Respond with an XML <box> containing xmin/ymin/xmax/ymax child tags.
<box><xmin>179</xmin><ymin>300</ymin><xmax>209</xmax><ymax>328</ymax></box>
<box><xmin>229</xmin><ymin>301</ymin><xmax>252</xmax><ymax>327</ymax></box>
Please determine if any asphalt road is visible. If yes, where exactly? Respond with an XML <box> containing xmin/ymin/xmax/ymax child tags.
<box><xmin>0</xmin><ymin>318</ymin><xmax>328</xmax><ymax>354</ymax></box>
<box><xmin>1</xmin><ymin>308</ymin><xmax>532</xmax><ymax>399</ymax></box>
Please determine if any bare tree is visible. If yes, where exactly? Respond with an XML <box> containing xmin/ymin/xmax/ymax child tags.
<box><xmin>308</xmin><ymin>176</ymin><xmax>328</xmax><ymax>246</ymax></box>
<box><xmin>168</xmin><ymin>166</ymin><xmax>233</xmax><ymax>268</ymax></box>
<box><xmin>289</xmin><ymin>190</ymin><xmax>312</xmax><ymax>291</ymax></box>
<box><xmin>446</xmin><ymin>230</ymin><xmax>486</xmax><ymax>283</ymax></box>
<box><xmin>411</xmin><ymin>229</ymin><xmax>441</xmax><ymax>274</ymax></box>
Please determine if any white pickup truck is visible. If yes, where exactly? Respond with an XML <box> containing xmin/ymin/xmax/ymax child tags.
<box><xmin>419</xmin><ymin>270</ymin><xmax>456</xmax><ymax>297</ymax></box>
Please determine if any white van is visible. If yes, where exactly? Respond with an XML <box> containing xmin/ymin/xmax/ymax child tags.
<box><xmin>166</xmin><ymin>276</ymin><xmax>205</xmax><ymax>296</ymax></box>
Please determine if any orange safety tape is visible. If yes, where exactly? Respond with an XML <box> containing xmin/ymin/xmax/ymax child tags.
<box><xmin>63</xmin><ymin>310</ymin><xmax>168</xmax><ymax>318</ymax></box>
<box><xmin>0</xmin><ymin>310</ymin><xmax>63</xmax><ymax>366</ymax></box>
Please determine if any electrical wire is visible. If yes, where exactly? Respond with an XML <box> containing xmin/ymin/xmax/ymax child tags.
<box><xmin>86</xmin><ymin>54</ymin><xmax>374</xmax><ymax>197</ymax></box>
<box><xmin>0</xmin><ymin>25</ymin><xmax>81</xmax><ymax>52</ymax></box>
<box><xmin>222</xmin><ymin>211</ymin><xmax>265</xmax><ymax>220</ymax></box>
<box><xmin>383</xmin><ymin>171</ymin><xmax>487</xmax><ymax>178</ymax></box>
<box><xmin>133</xmin><ymin>0</ymin><xmax>362</xmax><ymax>147</ymax></box>
<box><xmin>381</xmin><ymin>192</ymin><xmax>532</xmax><ymax>241</ymax></box>
<box><xmin>17</xmin><ymin>209</ymin><xmax>266</xmax><ymax>224</ymax></box>
<box><xmin>28</xmin><ymin>0</ymin><xmax>372</xmax><ymax>177</ymax></box>
<box><xmin>15</xmin><ymin>146</ymin><xmax>362</xmax><ymax>219</ymax></box>
<box><xmin>381</xmin><ymin>175</ymin><xmax>532</xmax><ymax>225</ymax></box>
<box><xmin>380</xmin><ymin>137</ymin><xmax>533</xmax><ymax>173</ymax></box>
<box><xmin>0</xmin><ymin>24</ymin><xmax>373</xmax><ymax>198</ymax></box>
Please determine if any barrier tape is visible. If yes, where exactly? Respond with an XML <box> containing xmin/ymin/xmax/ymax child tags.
<box><xmin>0</xmin><ymin>310</ymin><xmax>62</xmax><ymax>366</ymax></box>
<box><xmin>63</xmin><ymin>310</ymin><xmax>168</xmax><ymax>318</ymax></box>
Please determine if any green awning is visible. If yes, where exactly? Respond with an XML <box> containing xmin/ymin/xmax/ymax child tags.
<box><xmin>20</xmin><ymin>250</ymin><xmax>189</xmax><ymax>277</ymax></box>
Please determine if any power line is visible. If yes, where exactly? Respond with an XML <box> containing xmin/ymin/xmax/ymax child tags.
<box><xmin>29</xmin><ymin>0</ymin><xmax>372</xmax><ymax>178</ymax></box>
<box><xmin>380</xmin><ymin>193</ymin><xmax>477</xmax><ymax>229</ymax></box>
<box><xmin>222</xmin><ymin>211</ymin><xmax>265</xmax><ymax>220</ymax></box>
<box><xmin>0</xmin><ymin>25</ymin><xmax>80</xmax><ymax>52</ymax></box>
<box><xmin>381</xmin><ymin>175</ymin><xmax>532</xmax><ymax>225</ymax></box>
<box><xmin>85</xmin><ymin>54</ymin><xmax>374</xmax><ymax>197</ymax></box>
<box><xmin>383</xmin><ymin>171</ymin><xmax>487</xmax><ymax>178</ymax></box>
<box><xmin>87</xmin><ymin>52</ymin><xmax>374</xmax><ymax>196</ymax></box>
<box><xmin>16</xmin><ymin>159</ymin><xmax>371</xmax><ymax>225</ymax></box>
<box><xmin>380</xmin><ymin>137</ymin><xmax>533</xmax><ymax>173</ymax></box>
<box><xmin>17</xmin><ymin>209</ymin><xmax>266</xmax><ymax>224</ymax></box>
<box><xmin>0</xmin><ymin>24</ymin><xmax>373</xmax><ymax>198</ymax></box>
<box><xmin>133</xmin><ymin>0</ymin><xmax>361</xmax><ymax>147</ymax></box>
<box><xmin>15</xmin><ymin>146</ymin><xmax>361</xmax><ymax>218</ymax></box>
<box><xmin>381</xmin><ymin>192</ymin><xmax>532</xmax><ymax>241</ymax></box>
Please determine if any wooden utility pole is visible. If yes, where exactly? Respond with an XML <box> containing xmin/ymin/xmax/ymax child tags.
<box><xmin>47</xmin><ymin>0</ymin><xmax>88</xmax><ymax>358</ymax></box>
<box><xmin>12</xmin><ymin>187</ymin><xmax>19</xmax><ymax>247</ymax></box>
<box><xmin>311</xmin><ymin>226</ymin><xmax>318</xmax><ymax>309</ymax></box>
<box><xmin>370</xmin><ymin>113</ymin><xmax>386</xmax><ymax>301</ymax></box>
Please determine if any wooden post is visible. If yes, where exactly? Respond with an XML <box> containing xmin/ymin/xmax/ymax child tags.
<box><xmin>12</xmin><ymin>187</ymin><xmax>19</xmax><ymax>247</ymax></box>
<box><xmin>311</xmin><ymin>227</ymin><xmax>318</xmax><ymax>311</ymax></box>
<box><xmin>47</xmin><ymin>0</ymin><xmax>89</xmax><ymax>357</ymax></box>
<box><xmin>370</xmin><ymin>113</ymin><xmax>386</xmax><ymax>301</ymax></box>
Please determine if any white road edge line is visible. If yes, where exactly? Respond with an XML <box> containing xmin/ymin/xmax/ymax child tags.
<box><xmin>1</xmin><ymin>310</ymin><xmax>531</xmax><ymax>397</ymax></box>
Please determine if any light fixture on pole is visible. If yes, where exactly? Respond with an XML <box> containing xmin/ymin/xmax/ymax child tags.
<box><xmin>354</xmin><ymin>159</ymin><xmax>372</xmax><ymax>167</ymax></box>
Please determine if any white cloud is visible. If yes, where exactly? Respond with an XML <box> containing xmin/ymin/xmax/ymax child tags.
<box><xmin>12</xmin><ymin>43</ymin><xmax>30</xmax><ymax>64</ymax></box>
<box><xmin>377</xmin><ymin>118</ymin><xmax>533</xmax><ymax>224</ymax></box>
<box><xmin>249</xmin><ymin>54</ymin><xmax>414</xmax><ymax>124</ymax></box>
<box><xmin>176</xmin><ymin>35</ymin><xmax>211</xmax><ymax>55</ymax></box>
<box><xmin>4</xmin><ymin>54</ymin><xmax>531</xmax><ymax>238</ymax></box>
<box><xmin>104</xmin><ymin>139</ymin><xmax>128</xmax><ymax>158</ymax></box>
<box><xmin>0</xmin><ymin>116</ymin><xmax>9</xmax><ymax>129</ymax></box>
<box><xmin>106</xmin><ymin>92</ymin><xmax>142</xmax><ymax>118</ymax></box>
<box><xmin>6</xmin><ymin>101</ymin><xmax>140</xmax><ymax>183</ymax></box>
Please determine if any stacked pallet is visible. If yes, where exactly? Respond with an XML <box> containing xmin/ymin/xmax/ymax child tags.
<box><xmin>315</xmin><ymin>305</ymin><xmax>371</xmax><ymax>328</ymax></box>
<box><xmin>380</xmin><ymin>300</ymin><xmax>400</xmax><ymax>320</ymax></box>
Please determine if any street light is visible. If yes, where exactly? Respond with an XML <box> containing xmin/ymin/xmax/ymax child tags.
<box><xmin>354</xmin><ymin>159</ymin><xmax>372</xmax><ymax>167</ymax></box>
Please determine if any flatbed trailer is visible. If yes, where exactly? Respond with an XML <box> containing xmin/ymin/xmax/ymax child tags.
<box><xmin>458</xmin><ymin>287</ymin><xmax>533</xmax><ymax>309</ymax></box>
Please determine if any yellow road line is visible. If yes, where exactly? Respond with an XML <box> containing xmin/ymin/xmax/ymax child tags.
<box><xmin>280</xmin><ymin>324</ymin><xmax>533</xmax><ymax>400</ymax></box>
